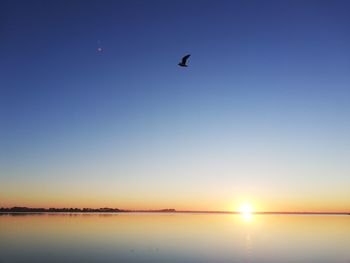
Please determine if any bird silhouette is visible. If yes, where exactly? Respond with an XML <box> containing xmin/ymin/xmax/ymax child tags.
<box><xmin>178</xmin><ymin>54</ymin><xmax>191</xmax><ymax>67</ymax></box>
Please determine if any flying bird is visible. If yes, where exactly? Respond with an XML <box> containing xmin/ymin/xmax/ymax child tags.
<box><xmin>178</xmin><ymin>54</ymin><xmax>191</xmax><ymax>67</ymax></box>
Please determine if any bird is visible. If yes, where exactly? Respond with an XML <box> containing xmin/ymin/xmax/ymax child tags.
<box><xmin>178</xmin><ymin>54</ymin><xmax>191</xmax><ymax>67</ymax></box>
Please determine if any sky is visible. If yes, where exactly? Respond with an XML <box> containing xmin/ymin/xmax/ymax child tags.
<box><xmin>1</xmin><ymin>0</ymin><xmax>350</xmax><ymax>211</ymax></box>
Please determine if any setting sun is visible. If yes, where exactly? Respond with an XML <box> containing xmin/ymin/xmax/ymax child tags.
<box><xmin>238</xmin><ymin>203</ymin><xmax>254</xmax><ymax>214</ymax></box>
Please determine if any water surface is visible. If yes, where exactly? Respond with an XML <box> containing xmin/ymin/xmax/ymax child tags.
<box><xmin>0</xmin><ymin>213</ymin><xmax>349</xmax><ymax>263</ymax></box>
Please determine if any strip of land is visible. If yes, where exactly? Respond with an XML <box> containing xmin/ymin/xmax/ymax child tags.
<box><xmin>0</xmin><ymin>207</ymin><xmax>349</xmax><ymax>215</ymax></box>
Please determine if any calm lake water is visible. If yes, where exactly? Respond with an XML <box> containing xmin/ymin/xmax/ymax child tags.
<box><xmin>0</xmin><ymin>213</ymin><xmax>349</xmax><ymax>263</ymax></box>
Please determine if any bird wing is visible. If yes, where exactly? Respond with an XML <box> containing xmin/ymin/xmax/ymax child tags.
<box><xmin>181</xmin><ymin>54</ymin><xmax>191</xmax><ymax>64</ymax></box>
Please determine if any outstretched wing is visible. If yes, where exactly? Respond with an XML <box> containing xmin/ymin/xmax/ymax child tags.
<box><xmin>181</xmin><ymin>54</ymin><xmax>191</xmax><ymax>64</ymax></box>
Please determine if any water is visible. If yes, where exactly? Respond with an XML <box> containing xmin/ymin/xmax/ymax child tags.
<box><xmin>0</xmin><ymin>213</ymin><xmax>349</xmax><ymax>263</ymax></box>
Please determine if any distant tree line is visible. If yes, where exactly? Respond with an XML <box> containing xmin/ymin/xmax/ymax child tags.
<box><xmin>0</xmin><ymin>207</ymin><xmax>124</xmax><ymax>213</ymax></box>
<box><xmin>0</xmin><ymin>207</ymin><xmax>177</xmax><ymax>213</ymax></box>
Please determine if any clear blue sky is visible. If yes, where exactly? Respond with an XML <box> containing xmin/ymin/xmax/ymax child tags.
<box><xmin>1</xmin><ymin>0</ymin><xmax>350</xmax><ymax>211</ymax></box>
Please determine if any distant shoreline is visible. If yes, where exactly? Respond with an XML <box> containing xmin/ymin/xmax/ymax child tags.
<box><xmin>0</xmin><ymin>207</ymin><xmax>349</xmax><ymax>215</ymax></box>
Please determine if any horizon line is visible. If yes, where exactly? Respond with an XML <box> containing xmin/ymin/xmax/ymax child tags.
<box><xmin>1</xmin><ymin>206</ymin><xmax>349</xmax><ymax>215</ymax></box>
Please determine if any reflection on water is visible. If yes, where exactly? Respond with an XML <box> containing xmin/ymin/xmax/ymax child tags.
<box><xmin>241</xmin><ymin>212</ymin><xmax>253</xmax><ymax>223</ymax></box>
<box><xmin>0</xmin><ymin>213</ymin><xmax>349</xmax><ymax>263</ymax></box>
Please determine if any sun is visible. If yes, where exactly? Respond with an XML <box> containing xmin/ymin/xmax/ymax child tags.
<box><xmin>238</xmin><ymin>203</ymin><xmax>254</xmax><ymax>214</ymax></box>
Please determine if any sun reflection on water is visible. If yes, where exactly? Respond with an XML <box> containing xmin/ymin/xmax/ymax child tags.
<box><xmin>241</xmin><ymin>212</ymin><xmax>253</xmax><ymax>223</ymax></box>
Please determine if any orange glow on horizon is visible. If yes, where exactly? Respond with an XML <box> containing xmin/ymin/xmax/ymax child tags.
<box><xmin>1</xmin><ymin>194</ymin><xmax>350</xmax><ymax>213</ymax></box>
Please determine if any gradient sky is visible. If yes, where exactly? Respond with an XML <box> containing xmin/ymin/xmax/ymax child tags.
<box><xmin>1</xmin><ymin>0</ymin><xmax>350</xmax><ymax>211</ymax></box>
